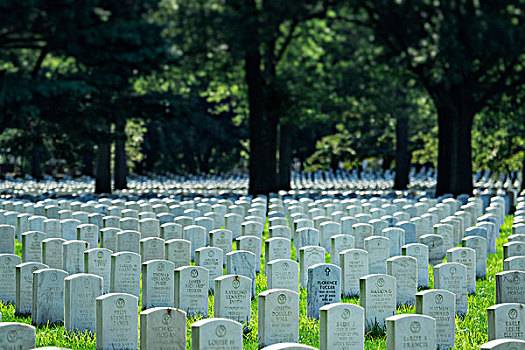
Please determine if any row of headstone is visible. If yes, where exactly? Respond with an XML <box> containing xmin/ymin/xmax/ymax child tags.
<box><xmin>0</xmin><ymin>191</ymin><xmax>521</xmax><ymax>350</ymax></box>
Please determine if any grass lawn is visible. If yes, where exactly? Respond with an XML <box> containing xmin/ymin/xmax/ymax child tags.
<box><xmin>0</xmin><ymin>216</ymin><xmax>513</xmax><ymax>349</ymax></box>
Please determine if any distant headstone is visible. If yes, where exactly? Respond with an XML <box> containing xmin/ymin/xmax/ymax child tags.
<box><xmin>319</xmin><ymin>222</ymin><xmax>340</xmax><ymax>252</ymax></box>
<box><xmin>319</xmin><ymin>303</ymin><xmax>364</xmax><ymax>350</ymax></box>
<box><xmin>340</xmin><ymin>248</ymin><xmax>368</xmax><ymax>297</ymax></box>
<box><xmin>195</xmin><ymin>246</ymin><xmax>223</xmax><ymax>292</ymax></box>
<box><xmin>242</xmin><ymin>221</ymin><xmax>264</xmax><ymax>239</ymax></box>
<box><xmin>0</xmin><ymin>322</ymin><xmax>36</xmax><ymax>349</ymax></box>
<box><xmin>100</xmin><ymin>227</ymin><xmax>119</xmax><ymax>252</ymax></box>
<box><xmin>226</xmin><ymin>250</ymin><xmax>256</xmax><ymax>297</ymax></box>
<box><xmin>110</xmin><ymin>252</ymin><xmax>141</xmax><ymax>298</ymax></box>
<box><xmin>386</xmin><ymin>314</ymin><xmax>436</xmax><ymax>350</ymax></box>
<box><xmin>359</xmin><ymin>274</ymin><xmax>396</xmax><ymax>331</ymax></box>
<box><xmin>396</xmin><ymin>221</ymin><xmax>416</xmax><ymax>244</ymax></box>
<box><xmin>294</xmin><ymin>228</ymin><xmax>320</xmax><ymax>255</ymax></box>
<box><xmin>140</xmin><ymin>237</ymin><xmax>165</xmax><ymax>263</ymax></box>
<box><xmin>225</xmin><ymin>214</ymin><xmax>243</xmax><ymax>240</ymax></box>
<box><xmin>416</xmin><ymin>289</ymin><xmax>456</xmax><ymax>349</ymax></box>
<box><xmin>139</xmin><ymin>218</ymin><xmax>160</xmax><ymax>239</ymax></box>
<box><xmin>96</xmin><ymin>293</ymin><xmax>139</xmax><ymax>350</ymax></box>
<box><xmin>184</xmin><ymin>225</ymin><xmax>206</xmax><ymax>260</ymax></box>
<box><xmin>84</xmin><ymin>248</ymin><xmax>112</xmax><ymax>293</ymax></box>
<box><xmin>364</xmin><ymin>236</ymin><xmax>389</xmax><ymax>274</ymax></box>
<box><xmin>174</xmin><ymin>266</ymin><xmax>209</xmax><ymax>317</ymax></box>
<box><xmin>330</xmin><ymin>234</ymin><xmax>354</xmax><ymax>266</ymax></box>
<box><xmin>164</xmin><ymin>239</ymin><xmax>191</xmax><ymax>269</ymax></box>
<box><xmin>214</xmin><ymin>275</ymin><xmax>252</xmax><ymax>324</ymax></box>
<box><xmin>142</xmin><ymin>259</ymin><xmax>175</xmax><ymax>310</ymax></box>
<box><xmin>15</xmin><ymin>262</ymin><xmax>47</xmax><ymax>315</ymax></box>
<box><xmin>496</xmin><ymin>271</ymin><xmax>525</xmax><ymax>304</ymax></box>
<box><xmin>42</xmin><ymin>238</ymin><xmax>66</xmax><ymax>269</ymax></box>
<box><xmin>22</xmin><ymin>231</ymin><xmax>45</xmax><ymax>263</ymax></box>
<box><xmin>77</xmin><ymin>224</ymin><xmax>99</xmax><ymax>248</ymax></box>
<box><xmin>32</xmin><ymin>268</ymin><xmax>68</xmax><ymax>326</ymax></box>
<box><xmin>258</xmin><ymin>289</ymin><xmax>300</xmax><ymax>348</ymax></box>
<box><xmin>447</xmin><ymin>247</ymin><xmax>476</xmax><ymax>294</ymax></box>
<box><xmin>402</xmin><ymin>243</ymin><xmax>429</xmax><ymax>288</ymax></box>
<box><xmin>0</xmin><ymin>254</ymin><xmax>21</xmax><ymax>303</ymax></box>
<box><xmin>387</xmin><ymin>256</ymin><xmax>417</xmax><ymax>306</ymax></box>
<box><xmin>503</xmin><ymin>242</ymin><xmax>525</xmax><ymax>260</ymax></box>
<box><xmin>236</xmin><ymin>236</ymin><xmax>262</xmax><ymax>272</ymax></box>
<box><xmin>0</xmin><ymin>225</ymin><xmax>15</xmax><ymax>254</ymax></box>
<box><xmin>265</xmin><ymin>237</ymin><xmax>291</xmax><ymax>271</ymax></box>
<box><xmin>299</xmin><ymin>246</ymin><xmax>326</xmax><ymax>288</ymax></box>
<box><xmin>419</xmin><ymin>234</ymin><xmax>444</xmax><ymax>265</ymax></box>
<box><xmin>267</xmin><ymin>259</ymin><xmax>299</xmax><ymax>292</ymax></box>
<box><xmin>462</xmin><ymin>236</ymin><xmax>487</xmax><ymax>279</ymax></box>
<box><xmin>64</xmin><ymin>273</ymin><xmax>103</xmax><ymax>332</ymax></box>
<box><xmin>62</xmin><ymin>240</ymin><xmax>90</xmax><ymax>274</ymax></box>
<box><xmin>382</xmin><ymin>227</ymin><xmax>404</xmax><ymax>257</ymax></box>
<box><xmin>504</xmin><ymin>256</ymin><xmax>525</xmax><ymax>272</ymax></box>
<box><xmin>268</xmin><ymin>225</ymin><xmax>291</xmax><ymax>240</ymax></box>
<box><xmin>160</xmin><ymin>223</ymin><xmax>183</xmax><ymax>241</ymax></box>
<box><xmin>191</xmin><ymin>318</ymin><xmax>243</xmax><ymax>350</ymax></box>
<box><xmin>306</xmin><ymin>263</ymin><xmax>341</xmax><ymax>319</ymax></box>
<box><xmin>140</xmin><ymin>307</ymin><xmax>187</xmax><ymax>350</ymax></box>
<box><xmin>434</xmin><ymin>262</ymin><xmax>468</xmax><ymax>316</ymax></box>
<box><xmin>116</xmin><ymin>230</ymin><xmax>140</xmax><ymax>254</ymax></box>
<box><xmin>353</xmin><ymin>223</ymin><xmax>373</xmax><ymax>249</ymax></box>
<box><xmin>211</xmin><ymin>229</ymin><xmax>233</xmax><ymax>261</ymax></box>
<box><xmin>487</xmin><ymin>302</ymin><xmax>525</xmax><ymax>341</ymax></box>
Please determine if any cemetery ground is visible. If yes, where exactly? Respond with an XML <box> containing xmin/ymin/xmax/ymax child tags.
<box><xmin>0</xmin><ymin>216</ymin><xmax>514</xmax><ymax>349</ymax></box>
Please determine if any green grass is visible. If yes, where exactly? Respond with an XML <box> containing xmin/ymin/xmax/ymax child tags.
<box><xmin>0</xmin><ymin>216</ymin><xmax>514</xmax><ymax>349</ymax></box>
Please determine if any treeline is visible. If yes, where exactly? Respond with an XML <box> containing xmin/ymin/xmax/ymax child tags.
<box><xmin>1</xmin><ymin>1</ymin><xmax>524</xmax><ymax>195</ymax></box>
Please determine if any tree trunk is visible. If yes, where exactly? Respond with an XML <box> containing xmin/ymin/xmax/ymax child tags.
<box><xmin>382</xmin><ymin>155</ymin><xmax>394</xmax><ymax>171</ymax></box>
<box><xmin>95</xmin><ymin>142</ymin><xmax>111</xmax><ymax>194</ymax></box>
<box><xmin>31</xmin><ymin>141</ymin><xmax>43</xmax><ymax>180</ymax></box>
<box><xmin>81</xmin><ymin>145</ymin><xmax>94</xmax><ymax>177</ymax></box>
<box><xmin>144</xmin><ymin>122</ymin><xmax>159</xmax><ymax>173</ymax></box>
<box><xmin>521</xmin><ymin>152</ymin><xmax>525</xmax><ymax>194</ymax></box>
<box><xmin>114</xmin><ymin>118</ymin><xmax>127</xmax><ymax>190</ymax></box>
<box><xmin>277</xmin><ymin>123</ymin><xmax>292</xmax><ymax>191</ymax></box>
<box><xmin>435</xmin><ymin>103</ymin><xmax>475</xmax><ymax>197</ymax></box>
<box><xmin>394</xmin><ymin>115</ymin><xmax>410</xmax><ymax>190</ymax></box>
<box><xmin>245</xmin><ymin>22</ymin><xmax>277</xmax><ymax>195</ymax></box>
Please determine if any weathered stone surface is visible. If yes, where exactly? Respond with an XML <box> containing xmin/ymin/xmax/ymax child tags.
<box><xmin>0</xmin><ymin>322</ymin><xmax>36</xmax><ymax>349</ymax></box>
<box><xmin>387</xmin><ymin>256</ymin><xmax>417</xmax><ymax>306</ymax></box>
<box><xmin>434</xmin><ymin>262</ymin><xmax>468</xmax><ymax>317</ymax></box>
<box><xmin>386</xmin><ymin>314</ymin><xmax>436</xmax><ymax>350</ymax></box>
<box><xmin>32</xmin><ymin>268</ymin><xmax>68</xmax><ymax>326</ymax></box>
<box><xmin>359</xmin><ymin>274</ymin><xmax>396</xmax><ymax>331</ymax></box>
<box><xmin>96</xmin><ymin>293</ymin><xmax>139</xmax><ymax>350</ymax></box>
<box><xmin>496</xmin><ymin>271</ymin><xmax>525</xmax><ymax>304</ymax></box>
<box><xmin>487</xmin><ymin>303</ymin><xmax>525</xmax><ymax>341</ymax></box>
<box><xmin>319</xmin><ymin>303</ymin><xmax>364</xmax><ymax>350</ymax></box>
<box><xmin>306</xmin><ymin>263</ymin><xmax>341</xmax><ymax>319</ymax></box>
<box><xmin>340</xmin><ymin>249</ymin><xmax>368</xmax><ymax>297</ymax></box>
<box><xmin>64</xmin><ymin>273</ymin><xmax>103</xmax><ymax>332</ymax></box>
<box><xmin>142</xmin><ymin>259</ymin><xmax>175</xmax><ymax>310</ymax></box>
<box><xmin>258</xmin><ymin>289</ymin><xmax>300</xmax><ymax>348</ymax></box>
<box><xmin>214</xmin><ymin>275</ymin><xmax>252</xmax><ymax>324</ymax></box>
<box><xmin>110</xmin><ymin>251</ymin><xmax>141</xmax><ymax>298</ymax></box>
<box><xmin>267</xmin><ymin>259</ymin><xmax>299</xmax><ymax>292</ymax></box>
<box><xmin>140</xmin><ymin>307</ymin><xmax>187</xmax><ymax>350</ymax></box>
<box><xmin>0</xmin><ymin>254</ymin><xmax>21</xmax><ymax>304</ymax></box>
<box><xmin>174</xmin><ymin>266</ymin><xmax>209</xmax><ymax>318</ymax></box>
<box><xmin>415</xmin><ymin>289</ymin><xmax>456</xmax><ymax>349</ymax></box>
<box><xmin>191</xmin><ymin>318</ymin><xmax>243</xmax><ymax>350</ymax></box>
